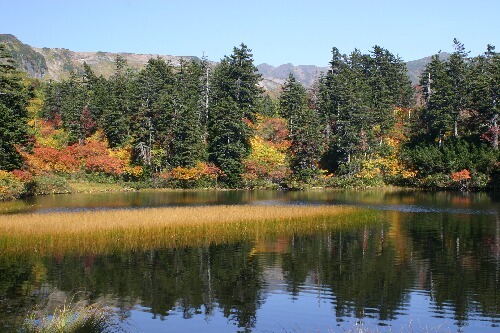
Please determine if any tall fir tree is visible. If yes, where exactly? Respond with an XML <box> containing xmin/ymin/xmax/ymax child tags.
<box><xmin>103</xmin><ymin>55</ymin><xmax>135</xmax><ymax>147</ymax></box>
<box><xmin>419</xmin><ymin>54</ymin><xmax>451</xmax><ymax>145</ymax></box>
<box><xmin>319</xmin><ymin>46</ymin><xmax>413</xmax><ymax>173</ymax></box>
<box><xmin>447</xmin><ymin>39</ymin><xmax>470</xmax><ymax>138</ymax></box>
<box><xmin>169</xmin><ymin>59</ymin><xmax>207</xmax><ymax>167</ymax></box>
<box><xmin>208</xmin><ymin>44</ymin><xmax>262</xmax><ymax>187</ymax></box>
<box><xmin>132</xmin><ymin>57</ymin><xmax>175</xmax><ymax>169</ymax></box>
<box><xmin>58</xmin><ymin>71</ymin><xmax>86</xmax><ymax>144</ymax></box>
<box><xmin>279</xmin><ymin>74</ymin><xmax>322</xmax><ymax>180</ymax></box>
<box><xmin>0</xmin><ymin>44</ymin><xmax>30</xmax><ymax>170</ymax></box>
<box><xmin>470</xmin><ymin>45</ymin><xmax>500</xmax><ymax>149</ymax></box>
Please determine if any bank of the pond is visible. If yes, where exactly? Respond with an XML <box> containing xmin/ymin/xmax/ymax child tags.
<box><xmin>0</xmin><ymin>205</ymin><xmax>379</xmax><ymax>257</ymax></box>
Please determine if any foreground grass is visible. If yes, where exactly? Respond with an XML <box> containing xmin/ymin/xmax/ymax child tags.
<box><xmin>19</xmin><ymin>300</ymin><xmax>121</xmax><ymax>333</ymax></box>
<box><xmin>0</xmin><ymin>205</ymin><xmax>378</xmax><ymax>256</ymax></box>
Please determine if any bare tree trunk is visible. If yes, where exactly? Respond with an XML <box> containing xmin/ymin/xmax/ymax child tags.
<box><xmin>492</xmin><ymin>114</ymin><xmax>498</xmax><ymax>150</ymax></box>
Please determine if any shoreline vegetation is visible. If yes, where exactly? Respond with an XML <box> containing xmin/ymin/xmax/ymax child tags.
<box><xmin>0</xmin><ymin>204</ymin><xmax>377</xmax><ymax>257</ymax></box>
<box><xmin>1</xmin><ymin>40</ymin><xmax>500</xmax><ymax>202</ymax></box>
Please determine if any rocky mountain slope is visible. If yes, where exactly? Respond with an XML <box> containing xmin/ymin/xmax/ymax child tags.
<box><xmin>1</xmin><ymin>34</ymin><xmax>438</xmax><ymax>90</ymax></box>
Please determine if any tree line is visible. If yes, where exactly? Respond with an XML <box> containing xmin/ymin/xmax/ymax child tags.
<box><xmin>0</xmin><ymin>40</ymin><xmax>499</xmax><ymax>195</ymax></box>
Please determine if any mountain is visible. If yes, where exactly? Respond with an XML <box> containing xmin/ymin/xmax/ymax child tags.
<box><xmin>0</xmin><ymin>34</ymin><xmax>198</xmax><ymax>81</ymax></box>
<box><xmin>405</xmin><ymin>52</ymin><xmax>451</xmax><ymax>85</ymax></box>
<box><xmin>1</xmin><ymin>34</ymin><xmax>444</xmax><ymax>90</ymax></box>
<box><xmin>257</xmin><ymin>63</ymin><xmax>329</xmax><ymax>92</ymax></box>
<box><xmin>0</xmin><ymin>34</ymin><xmax>48</xmax><ymax>79</ymax></box>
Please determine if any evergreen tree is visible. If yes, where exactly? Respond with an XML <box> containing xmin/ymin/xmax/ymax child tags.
<box><xmin>58</xmin><ymin>71</ymin><xmax>86</xmax><ymax>144</ymax></box>
<box><xmin>367</xmin><ymin>46</ymin><xmax>412</xmax><ymax>143</ymax></box>
<box><xmin>470</xmin><ymin>44</ymin><xmax>500</xmax><ymax>149</ymax></box>
<box><xmin>103</xmin><ymin>55</ymin><xmax>135</xmax><ymax>147</ymax></box>
<box><xmin>319</xmin><ymin>46</ymin><xmax>413</xmax><ymax>173</ymax></box>
<box><xmin>208</xmin><ymin>44</ymin><xmax>262</xmax><ymax>187</ymax></box>
<box><xmin>447</xmin><ymin>39</ymin><xmax>470</xmax><ymax>138</ymax></box>
<box><xmin>133</xmin><ymin>57</ymin><xmax>175</xmax><ymax>168</ymax></box>
<box><xmin>279</xmin><ymin>74</ymin><xmax>322</xmax><ymax>180</ymax></box>
<box><xmin>0</xmin><ymin>44</ymin><xmax>30</xmax><ymax>170</ymax></box>
<box><xmin>256</xmin><ymin>94</ymin><xmax>276</xmax><ymax>118</ymax></box>
<box><xmin>169</xmin><ymin>59</ymin><xmax>207</xmax><ymax>167</ymax></box>
<box><xmin>419</xmin><ymin>54</ymin><xmax>452</xmax><ymax>145</ymax></box>
<box><xmin>318</xmin><ymin>48</ymin><xmax>351</xmax><ymax>170</ymax></box>
<box><xmin>419</xmin><ymin>40</ymin><xmax>471</xmax><ymax>143</ymax></box>
<box><xmin>82</xmin><ymin>62</ymin><xmax>107</xmax><ymax>134</ymax></box>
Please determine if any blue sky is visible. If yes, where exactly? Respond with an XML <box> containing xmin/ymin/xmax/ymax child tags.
<box><xmin>2</xmin><ymin>0</ymin><xmax>499</xmax><ymax>66</ymax></box>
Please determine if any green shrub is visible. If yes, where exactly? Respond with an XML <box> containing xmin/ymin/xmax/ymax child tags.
<box><xmin>325</xmin><ymin>174</ymin><xmax>385</xmax><ymax>189</ymax></box>
<box><xmin>419</xmin><ymin>173</ymin><xmax>451</xmax><ymax>189</ymax></box>
<box><xmin>26</xmin><ymin>174</ymin><xmax>72</xmax><ymax>195</ymax></box>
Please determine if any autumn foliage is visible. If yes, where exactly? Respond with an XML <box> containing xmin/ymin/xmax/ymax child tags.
<box><xmin>156</xmin><ymin>162</ymin><xmax>224</xmax><ymax>187</ymax></box>
<box><xmin>20</xmin><ymin>137</ymin><xmax>131</xmax><ymax>177</ymax></box>
<box><xmin>242</xmin><ymin>117</ymin><xmax>291</xmax><ymax>187</ymax></box>
<box><xmin>451</xmin><ymin>169</ymin><xmax>471</xmax><ymax>182</ymax></box>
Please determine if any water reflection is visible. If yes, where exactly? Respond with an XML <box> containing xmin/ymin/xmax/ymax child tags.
<box><xmin>2</xmin><ymin>189</ymin><xmax>499</xmax><ymax>215</ymax></box>
<box><xmin>2</xmin><ymin>207</ymin><xmax>500</xmax><ymax>332</ymax></box>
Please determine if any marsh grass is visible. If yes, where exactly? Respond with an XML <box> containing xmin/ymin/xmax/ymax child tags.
<box><xmin>68</xmin><ymin>181</ymin><xmax>129</xmax><ymax>193</ymax></box>
<box><xmin>0</xmin><ymin>205</ymin><xmax>380</xmax><ymax>257</ymax></box>
<box><xmin>19</xmin><ymin>300</ymin><xmax>121</xmax><ymax>333</ymax></box>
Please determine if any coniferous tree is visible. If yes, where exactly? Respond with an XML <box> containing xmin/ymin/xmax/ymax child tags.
<box><xmin>256</xmin><ymin>94</ymin><xmax>276</xmax><ymax>118</ymax></box>
<box><xmin>169</xmin><ymin>59</ymin><xmax>207</xmax><ymax>167</ymax></box>
<box><xmin>419</xmin><ymin>40</ymin><xmax>471</xmax><ymax>143</ymax></box>
<box><xmin>470</xmin><ymin>44</ymin><xmax>500</xmax><ymax>149</ymax></box>
<box><xmin>447</xmin><ymin>39</ymin><xmax>470</xmax><ymax>138</ymax></box>
<box><xmin>0</xmin><ymin>44</ymin><xmax>29</xmax><ymax>170</ymax></box>
<box><xmin>419</xmin><ymin>54</ymin><xmax>451</xmax><ymax>145</ymax></box>
<box><xmin>368</xmin><ymin>46</ymin><xmax>412</xmax><ymax>143</ymax></box>
<box><xmin>59</xmin><ymin>71</ymin><xmax>86</xmax><ymax>144</ymax></box>
<box><xmin>319</xmin><ymin>46</ymin><xmax>413</xmax><ymax>173</ymax></box>
<box><xmin>133</xmin><ymin>57</ymin><xmax>175</xmax><ymax>168</ymax></box>
<box><xmin>82</xmin><ymin>62</ymin><xmax>108</xmax><ymax>133</ymax></box>
<box><xmin>318</xmin><ymin>48</ymin><xmax>350</xmax><ymax>170</ymax></box>
<box><xmin>103</xmin><ymin>55</ymin><xmax>135</xmax><ymax>147</ymax></box>
<box><xmin>279</xmin><ymin>74</ymin><xmax>322</xmax><ymax>180</ymax></box>
<box><xmin>208</xmin><ymin>44</ymin><xmax>262</xmax><ymax>187</ymax></box>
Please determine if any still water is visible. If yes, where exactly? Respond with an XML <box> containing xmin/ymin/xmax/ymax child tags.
<box><xmin>1</xmin><ymin>190</ymin><xmax>500</xmax><ymax>332</ymax></box>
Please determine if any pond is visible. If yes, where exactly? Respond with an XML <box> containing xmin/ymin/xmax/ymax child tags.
<box><xmin>1</xmin><ymin>189</ymin><xmax>500</xmax><ymax>332</ymax></box>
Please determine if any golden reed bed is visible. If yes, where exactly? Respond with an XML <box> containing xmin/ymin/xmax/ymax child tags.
<box><xmin>0</xmin><ymin>205</ymin><xmax>377</xmax><ymax>256</ymax></box>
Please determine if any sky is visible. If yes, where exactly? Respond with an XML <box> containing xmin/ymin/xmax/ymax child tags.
<box><xmin>2</xmin><ymin>0</ymin><xmax>499</xmax><ymax>66</ymax></box>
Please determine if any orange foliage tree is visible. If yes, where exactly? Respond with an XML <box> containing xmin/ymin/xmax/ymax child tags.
<box><xmin>20</xmin><ymin>136</ymin><xmax>131</xmax><ymax>177</ymax></box>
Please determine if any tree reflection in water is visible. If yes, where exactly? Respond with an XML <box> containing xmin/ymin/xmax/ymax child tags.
<box><xmin>2</xmin><ymin>209</ymin><xmax>500</xmax><ymax>332</ymax></box>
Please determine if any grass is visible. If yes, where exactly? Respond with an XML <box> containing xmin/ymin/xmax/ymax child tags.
<box><xmin>19</xmin><ymin>298</ymin><xmax>121</xmax><ymax>333</ymax></box>
<box><xmin>67</xmin><ymin>181</ymin><xmax>131</xmax><ymax>193</ymax></box>
<box><xmin>0</xmin><ymin>205</ymin><xmax>379</xmax><ymax>257</ymax></box>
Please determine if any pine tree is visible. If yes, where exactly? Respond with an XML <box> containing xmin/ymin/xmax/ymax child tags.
<box><xmin>0</xmin><ymin>44</ymin><xmax>30</xmax><ymax>170</ymax></box>
<box><xmin>208</xmin><ymin>44</ymin><xmax>262</xmax><ymax>187</ymax></box>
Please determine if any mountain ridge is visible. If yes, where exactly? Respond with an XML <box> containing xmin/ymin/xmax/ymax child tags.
<box><xmin>1</xmin><ymin>34</ymin><xmax>440</xmax><ymax>90</ymax></box>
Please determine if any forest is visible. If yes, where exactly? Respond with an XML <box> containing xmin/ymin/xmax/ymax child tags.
<box><xmin>0</xmin><ymin>39</ymin><xmax>499</xmax><ymax>200</ymax></box>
